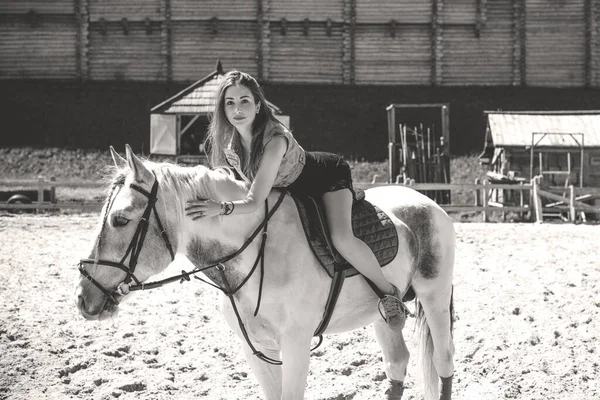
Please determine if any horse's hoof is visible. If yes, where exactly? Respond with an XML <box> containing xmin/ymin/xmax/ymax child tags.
<box><xmin>440</xmin><ymin>374</ymin><xmax>453</xmax><ymax>400</ymax></box>
<box><xmin>385</xmin><ymin>379</ymin><xmax>404</xmax><ymax>400</ymax></box>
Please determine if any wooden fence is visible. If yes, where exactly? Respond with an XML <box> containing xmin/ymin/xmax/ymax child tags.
<box><xmin>530</xmin><ymin>175</ymin><xmax>600</xmax><ymax>223</ymax></box>
<box><xmin>2</xmin><ymin>176</ymin><xmax>600</xmax><ymax>223</ymax></box>
<box><xmin>0</xmin><ymin>178</ymin><xmax>105</xmax><ymax>213</ymax></box>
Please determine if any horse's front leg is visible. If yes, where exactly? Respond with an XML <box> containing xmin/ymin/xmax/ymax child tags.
<box><xmin>240</xmin><ymin>343</ymin><xmax>282</xmax><ymax>400</ymax></box>
<box><xmin>280</xmin><ymin>331</ymin><xmax>312</xmax><ymax>400</ymax></box>
<box><xmin>221</xmin><ymin>300</ymin><xmax>283</xmax><ymax>400</ymax></box>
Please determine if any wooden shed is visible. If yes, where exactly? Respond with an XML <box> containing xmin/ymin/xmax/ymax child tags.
<box><xmin>479</xmin><ymin>111</ymin><xmax>600</xmax><ymax>188</ymax></box>
<box><xmin>150</xmin><ymin>60</ymin><xmax>289</xmax><ymax>164</ymax></box>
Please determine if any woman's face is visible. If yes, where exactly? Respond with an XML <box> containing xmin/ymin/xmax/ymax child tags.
<box><xmin>223</xmin><ymin>84</ymin><xmax>260</xmax><ymax>132</ymax></box>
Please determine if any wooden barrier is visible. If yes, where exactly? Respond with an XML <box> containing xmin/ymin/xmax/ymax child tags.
<box><xmin>2</xmin><ymin>177</ymin><xmax>599</xmax><ymax>223</ymax></box>
<box><xmin>530</xmin><ymin>176</ymin><xmax>600</xmax><ymax>223</ymax></box>
<box><xmin>356</xmin><ymin>180</ymin><xmax>532</xmax><ymax>222</ymax></box>
<box><xmin>2</xmin><ymin>202</ymin><xmax>103</xmax><ymax>212</ymax></box>
<box><xmin>0</xmin><ymin>177</ymin><xmax>104</xmax><ymax>213</ymax></box>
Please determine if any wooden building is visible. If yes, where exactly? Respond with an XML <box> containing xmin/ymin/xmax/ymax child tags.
<box><xmin>2</xmin><ymin>0</ymin><xmax>600</xmax><ymax>87</ymax></box>
<box><xmin>479</xmin><ymin>111</ymin><xmax>600</xmax><ymax>187</ymax></box>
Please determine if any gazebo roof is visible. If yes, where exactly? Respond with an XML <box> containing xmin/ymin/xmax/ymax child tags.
<box><xmin>151</xmin><ymin>60</ymin><xmax>282</xmax><ymax>115</ymax></box>
<box><xmin>485</xmin><ymin>111</ymin><xmax>600</xmax><ymax>148</ymax></box>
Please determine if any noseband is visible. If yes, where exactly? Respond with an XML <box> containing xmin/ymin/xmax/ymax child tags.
<box><xmin>79</xmin><ymin>180</ymin><xmax>296</xmax><ymax>365</ymax></box>
<box><xmin>79</xmin><ymin>175</ymin><xmax>175</xmax><ymax>305</ymax></box>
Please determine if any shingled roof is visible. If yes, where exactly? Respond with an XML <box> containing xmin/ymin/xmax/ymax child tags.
<box><xmin>151</xmin><ymin>60</ymin><xmax>282</xmax><ymax>115</ymax></box>
<box><xmin>485</xmin><ymin>111</ymin><xmax>600</xmax><ymax>148</ymax></box>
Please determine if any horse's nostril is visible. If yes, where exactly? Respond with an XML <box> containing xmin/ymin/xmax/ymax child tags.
<box><xmin>77</xmin><ymin>295</ymin><xmax>85</xmax><ymax>311</ymax></box>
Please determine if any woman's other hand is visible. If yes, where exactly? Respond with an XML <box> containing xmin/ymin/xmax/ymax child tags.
<box><xmin>185</xmin><ymin>199</ymin><xmax>221</xmax><ymax>220</ymax></box>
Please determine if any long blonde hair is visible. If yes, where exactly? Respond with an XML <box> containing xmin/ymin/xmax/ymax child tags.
<box><xmin>204</xmin><ymin>70</ymin><xmax>284</xmax><ymax>181</ymax></box>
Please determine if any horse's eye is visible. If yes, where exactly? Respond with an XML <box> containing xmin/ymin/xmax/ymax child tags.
<box><xmin>112</xmin><ymin>215</ymin><xmax>129</xmax><ymax>227</ymax></box>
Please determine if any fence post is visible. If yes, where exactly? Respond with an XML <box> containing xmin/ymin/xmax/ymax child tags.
<box><xmin>532</xmin><ymin>176</ymin><xmax>543</xmax><ymax>223</ymax></box>
<box><xmin>37</xmin><ymin>176</ymin><xmax>45</xmax><ymax>213</ymax></box>
<box><xmin>482</xmin><ymin>179</ymin><xmax>489</xmax><ymax>222</ymax></box>
<box><xmin>568</xmin><ymin>185</ymin><xmax>575</xmax><ymax>222</ymax></box>
<box><xmin>474</xmin><ymin>178</ymin><xmax>481</xmax><ymax>207</ymax></box>
<box><xmin>50</xmin><ymin>177</ymin><xmax>57</xmax><ymax>203</ymax></box>
<box><xmin>519</xmin><ymin>182</ymin><xmax>525</xmax><ymax>220</ymax></box>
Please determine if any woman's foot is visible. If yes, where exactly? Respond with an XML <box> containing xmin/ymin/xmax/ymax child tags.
<box><xmin>378</xmin><ymin>285</ymin><xmax>406</xmax><ymax>330</ymax></box>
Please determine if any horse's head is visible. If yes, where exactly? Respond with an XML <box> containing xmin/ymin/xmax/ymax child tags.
<box><xmin>75</xmin><ymin>145</ymin><xmax>176</xmax><ymax>320</ymax></box>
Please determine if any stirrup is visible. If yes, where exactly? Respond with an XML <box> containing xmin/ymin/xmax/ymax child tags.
<box><xmin>377</xmin><ymin>291</ymin><xmax>415</xmax><ymax>322</ymax></box>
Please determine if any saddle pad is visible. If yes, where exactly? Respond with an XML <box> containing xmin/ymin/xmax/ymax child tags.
<box><xmin>290</xmin><ymin>189</ymin><xmax>399</xmax><ymax>278</ymax></box>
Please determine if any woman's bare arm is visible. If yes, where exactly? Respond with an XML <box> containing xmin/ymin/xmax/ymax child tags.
<box><xmin>185</xmin><ymin>136</ymin><xmax>287</xmax><ymax>219</ymax></box>
<box><xmin>231</xmin><ymin>136</ymin><xmax>287</xmax><ymax>213</ymax></box>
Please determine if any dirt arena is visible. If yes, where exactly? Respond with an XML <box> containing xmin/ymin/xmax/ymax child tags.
<box><xmin>0</xmin><ymin>214</ymin><xmax>598</xmax><ymax>400</ymax></box>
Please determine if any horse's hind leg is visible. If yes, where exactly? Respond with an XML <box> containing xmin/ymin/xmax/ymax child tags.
<box><xmin>373</xmin><ymin>318</ymin><xmax>409</xmax><ymax>399</ymax></box>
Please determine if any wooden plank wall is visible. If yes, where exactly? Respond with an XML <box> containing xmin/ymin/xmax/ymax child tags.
<box><xmin>1</xmin><ymin>0</ymin><xmax>599</xmax><ymax>87</ymax></box>
<box><xmin>267</xmin><ymin>0</ymin><xmax>345</xmax><ymax>83</ymax></box>
<box><xmin>87</xmin><ymin>21</ymin><xmax>164</xmax><ymax>81</ymax></box>
<box><xmin>355</xmin><ymin>24</ymin><xmax>432</xmax><ymax>85</ymax></box>
<box><xmin>355</xmin><ymin>0</ymin><xmax>432</xmax><ymax>23</ymax></box>
<box><xmin>525</xmin><ymin>0</ymin><xmax>586</xmax><ymax>87</ymax></box>
<box><xmin>268</xmin><ymin>21</ymin><xmax>344</xmax><ymax>83</ymax></box>
<box><xmin>171</xmin><ymin>20</ymin><xmax>259</xmax><ymax>82</ymax></box>
<box><xmin>441</xmin><ymin>0</ymin><xmax>515</xmax><ymax>85</ymax></box>
<box><xmin>0</xmin><ymin>0</ymin><xmax>79</xmax><ymax>79</ymax></box>
<box><xmin>354</xmin><ymin>0</ymin><xmax>432</xmax><ymax>85</ymax></box>
<box><xmin>171</xmin><ymin>0</ymin><xmax>256</xmax><ymax>20</ymax></box>
<box><xmin>87</xmin><ymin>0</ymin><xmax>163</xmax><ymax>21</ymax></box>
<box><xmin>87</xmin><ymin>0</ymin><xmax>164</xmax><ymax>81</ymax></box>
<box><xmin>593</xmin><ymin>0</ymin><xmax>600</xmax><ymax>87</ymax></box>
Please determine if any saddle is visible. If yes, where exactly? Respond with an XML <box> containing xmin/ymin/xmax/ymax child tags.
<box><xmin>290</xmin><ymin>188</ymin><xmax>414</xmax><ymax>337</ymax></box>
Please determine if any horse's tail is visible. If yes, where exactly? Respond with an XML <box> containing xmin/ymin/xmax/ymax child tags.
<box><xmin>415</xmin><ymin>290</ymin><xmax>454</xmax><ymax>400</ymax></box>
<box><xmin>415</xmin><ymin>299</ymin><xmax>437</xmax><ymax>400</ymax></box>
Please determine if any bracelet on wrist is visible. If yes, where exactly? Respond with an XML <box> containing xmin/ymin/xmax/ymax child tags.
<box><xmin>219</xmin><ymin>201</ymin><xmax>234</xmax><ymax>216</ymax></box>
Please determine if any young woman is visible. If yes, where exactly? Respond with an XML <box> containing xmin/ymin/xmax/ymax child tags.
<box><xmin>185</xmin><ymin>71</ymin><xmax>405</xmax><ymax>328</ymax></box>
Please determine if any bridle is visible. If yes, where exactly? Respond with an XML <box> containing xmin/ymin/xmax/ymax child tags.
<box><xmin>78</xmin><ymin>172</ymin><xmax>294</xmax><ymax>365</ymax></box>
<box><xmin>79</xmin><ymin>175</ymin><xmax>175</xmax><ymax>305</ymax></box>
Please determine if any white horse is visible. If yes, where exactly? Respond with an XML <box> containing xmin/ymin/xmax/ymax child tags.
<box><xmin>76</xmin><ymin>145</ymin><xmax>455</xmax><ymax>400</ymax></box>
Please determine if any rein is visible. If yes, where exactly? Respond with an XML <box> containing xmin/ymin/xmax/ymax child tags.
<box><xmin>122</xmin><ymin>189</ymin><xmax>287</xmax><ymax>295</ymax></box>
<box><xmin>79</xmin><ymin>174</ymin><xmax>296</xmax><ymax>365</ymax></box>
<box><xmin>160</xmin><ymin>190</ymin><xmax>288</xmax><ymax>365</ymax></box>
<box><xmin>135</xmin><ymin>189</ymin><xmax>288</xmax><ymax>365</ymax></box>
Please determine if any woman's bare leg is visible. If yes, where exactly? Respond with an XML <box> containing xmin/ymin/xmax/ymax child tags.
<box><xmin>322</xmin><ymin>189</ymin><xmax>394</xmax><ymax>295</ymax></box>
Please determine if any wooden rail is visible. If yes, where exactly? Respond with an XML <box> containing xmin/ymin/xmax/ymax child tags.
<box><xmin>356</xmin><ymin>180</ymin><xmax>532</xmax><ymax>222</ymax></box>
<box><xmin>0</xmin><ymin>177</ymin><xmax>104</xmax><ymax>213</ymax></box>
<box><xmin>2</xmin><ymin>177</ymin><xmax>599</xmax><ymax>223</ymax></box>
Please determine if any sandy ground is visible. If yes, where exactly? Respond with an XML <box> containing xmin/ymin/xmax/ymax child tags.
<box><xmin>0</xmin><ymin>214</ymin><xmax>598</xmax><ymax>400</ymax></box>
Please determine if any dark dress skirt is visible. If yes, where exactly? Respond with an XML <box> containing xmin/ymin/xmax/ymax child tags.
<box><xmin>286</xmin><ymin>151</ymin><xmax>355</xmax><ymax>199</ymax></box>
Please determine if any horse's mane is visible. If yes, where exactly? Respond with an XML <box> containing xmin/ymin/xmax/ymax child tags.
<box><xmin>103</xmin><ymin>159</ymin><xmax>249</xmax><ymax>202</ymax></box>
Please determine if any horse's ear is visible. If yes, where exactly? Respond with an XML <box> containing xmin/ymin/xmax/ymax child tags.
<box><xmin>109</xmin><ymin>145</ymin><xmax>127</xmax><ymax>168</ymax></box>
<box><xmin>125</xmin><ymin>144</ymin><xmax>153</xmax><ymax>184</ymax></box>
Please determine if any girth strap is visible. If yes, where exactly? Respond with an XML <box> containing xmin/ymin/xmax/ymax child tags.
<box><xmin>313</xmin><ymin>268</ymin><xmax>347</xmax><ymax>337</ymax></box>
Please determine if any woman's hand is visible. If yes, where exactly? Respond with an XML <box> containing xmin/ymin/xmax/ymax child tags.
<box><xmin>185</xmin><ymin>199</ymin><xmax>221</xmax><ymax>220</ymax></box>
